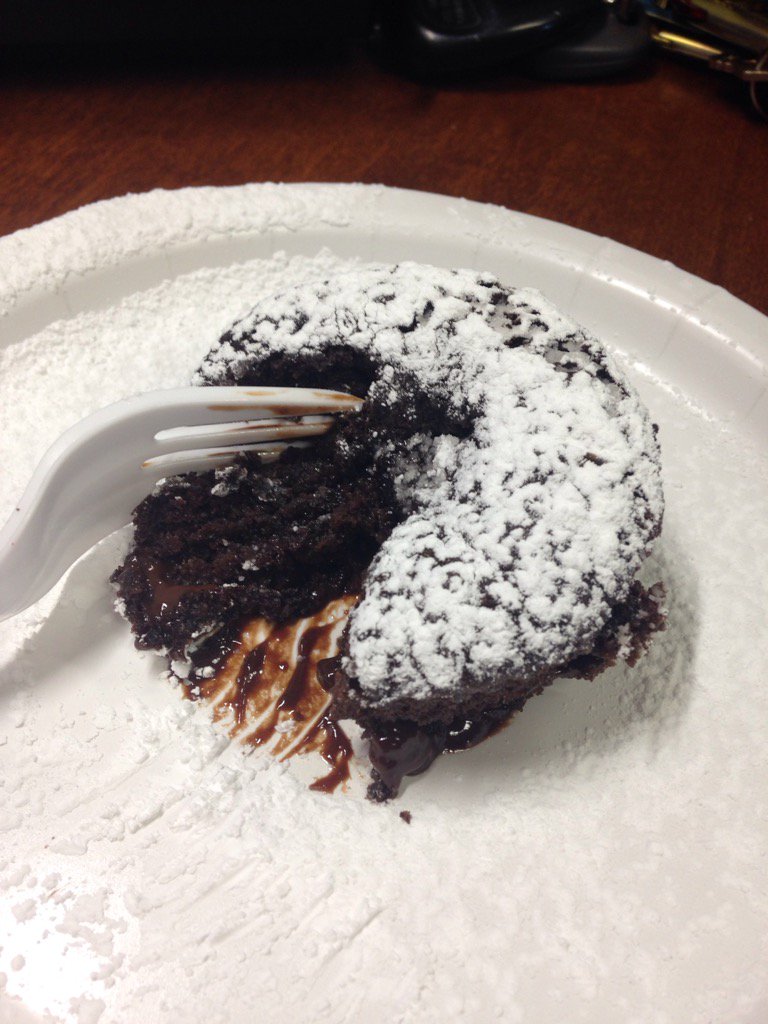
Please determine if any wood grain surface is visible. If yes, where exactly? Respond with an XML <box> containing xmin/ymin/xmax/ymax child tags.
<box><xmin>0</xmin><ymin>48</ymin><xmax>766</xmax><ymax>314</ymax></box>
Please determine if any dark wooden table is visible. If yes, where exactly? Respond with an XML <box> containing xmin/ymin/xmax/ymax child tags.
<box><xmin>1</xmin><ymin>48</ymin><xmax>766</xmax><ymax>315</ymax></box>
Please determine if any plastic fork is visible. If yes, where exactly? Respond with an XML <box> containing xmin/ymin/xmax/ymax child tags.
<box><xmin>0</xmin><ymin>386</ymin><xmax>362</xmax><ymax>622</ymax></box>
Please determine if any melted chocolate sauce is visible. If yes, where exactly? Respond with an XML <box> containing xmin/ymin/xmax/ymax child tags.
<box><xmin>179</xmin><ymin>598</ymin><xmax>357</xmax><ymax>793</ymax></box>
<box><xmin>229</xmin><ymin>643</ymin><xmax>268</xmax><ymax>727</ymax></box>
<box><xmin>189</xmin><ymin>627</ymin><xmax>243</xmax><ymax>675</ymax></box>
<box><xmin>366</xmin><ymin>704</ymin><xmax>521</xmax><ymax>802</ymax></box>
<box><xmin>146</xmin><ymin>562</ymin><xmax>218</xmax><ymax>620</ymax></box>
<box><xmin>366</xmin><ymin>720</ymin><xmax>447</xmax><ymax>799</ymax></box>
<box><xmin>316</xmin><ymin>655</ymin><xmax>343</xmax><ymax>693</ymax></box>
<box><xmin>444</xmin><ymin>707</ymin><xmax>518</xmax><ymax>751</ymax></box>
<box><xmin>307</xmin><ymin>716</ymin><xmax>353</xmax><ymax>793</ymax></box>
<box><xmin>177</xmin><ymin>593</ymin><xmax>518</xmax><ymax>801</ymax></box>
<box><xmin>234</xmin><ymin>623</ymin><xmax>297</xmax><ymax>747</ymax></box>
<box><xmin>278</xmin><ymin>624</ymin><xmax>332</xmax><ymax>716</ymax></box>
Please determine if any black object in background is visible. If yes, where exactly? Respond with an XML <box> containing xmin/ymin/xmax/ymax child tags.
<box><xmin>524</xmin><ymin>1</ymin><xmax>652</xmax><ymax>79</ymax></box>
<box><xmin>0</xmin><ymin>0</ymin><xmax>654</xmax><ymax>81</ymax></box>
<box><xmin>377</xmin><ymin>0</ymin><xmax>608</xmax><ymax>75</ymax></box>
<box><xmin>0</xmin><ymin>0</ymin><xmax>373</xmax><ymax>64</ymax></box>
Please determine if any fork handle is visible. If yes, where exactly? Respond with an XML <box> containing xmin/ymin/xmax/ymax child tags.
<box><xmin>0</xmin><ymin>386</ymin><xmax>360</xmax><ymax>621</ymax></box>
<box><xmin>0</xmin><ymin>431</ymin><xmax>171</xmax><ymax>622</ymax></box>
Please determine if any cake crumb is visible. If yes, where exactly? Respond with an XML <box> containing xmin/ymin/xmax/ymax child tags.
<box><xmin>399</xmin><ymin>810</ymin><xmax>412</xmax><ymax>824</ymax></box>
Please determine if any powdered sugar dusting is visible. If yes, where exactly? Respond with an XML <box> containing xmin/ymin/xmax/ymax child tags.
<box><xmin>0</xmin><ymin>188</ymin><xmax>766</xmax><ymax>1024</ymax></box>
<box><xmin>197</xmin><ymin>263</ymin><xmax>662</xmax><ymax>708</ymax></box>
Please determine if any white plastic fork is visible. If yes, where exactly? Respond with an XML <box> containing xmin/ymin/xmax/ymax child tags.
<box><xmin>0</xmin><ymin>386</ymin><xmax>362</xmax><ymax>622</ymax></box>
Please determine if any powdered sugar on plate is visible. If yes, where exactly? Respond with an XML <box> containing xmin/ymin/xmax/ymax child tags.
<box><xmin>0</xmin><ymin>187</ymin><xmax>766</xmax><ymax>1024</ymax></box>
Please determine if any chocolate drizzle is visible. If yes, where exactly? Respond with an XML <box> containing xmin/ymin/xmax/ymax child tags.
<box><xmin>307</xmin><ymin>717</ymin><xmax>353</xmax><ymax>793</ymax></box>
<box><xmin>278</xmin><ymin>625</ymin><xmax>330</xmax><ymax>716</ymax></box>
<box><xmin>178</xmin><ymin>596</ymin><xmax>358</xmax><ymax>793</ymax></box>
<box><xmin>229</xmin><ymin>643</ymin><xmax>268</xmax><ymax>727</ymax></box>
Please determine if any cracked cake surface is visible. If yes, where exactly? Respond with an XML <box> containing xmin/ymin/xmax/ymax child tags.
<box><xmin>113</xmin><ymin>261</ymin><xmax>664</xmax><ymax>773</ymax></box>
<box><xmin>193</xmin><ymin>263</ymin><xmax>663</xmax><ymax>713</ymax></box>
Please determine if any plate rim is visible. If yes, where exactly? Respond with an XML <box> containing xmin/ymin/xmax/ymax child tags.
<box><xmin>1</xmin><ymin>180</ymin><xmax>766</xmax><ymax>334</ymax></box>
<box><xmin>1</xmin><ymin>182</ymin><xmax>766</xmax><ymax>437</ymax></box>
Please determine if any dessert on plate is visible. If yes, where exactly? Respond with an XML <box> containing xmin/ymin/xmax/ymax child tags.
<box><xmin>112</xmin><ymin>262</ymin><xmax>665</xmax><ymax>799</ymax></box>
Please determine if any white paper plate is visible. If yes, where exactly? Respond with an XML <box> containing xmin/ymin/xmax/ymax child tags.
<box><xmin>0</xmin><ymin>184</ymin><xmax>766</xmax><ymax>1024</ymax></box>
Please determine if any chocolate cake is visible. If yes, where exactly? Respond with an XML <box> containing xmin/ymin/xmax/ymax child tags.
<box><xmin>112</xmin><ymin>262</ymin><xmax>665</xmax><ymax>799</ymax></box>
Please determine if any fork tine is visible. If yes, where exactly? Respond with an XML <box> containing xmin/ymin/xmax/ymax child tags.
<box><xmin>81</xmin><ymin>386</ymin><xmax>364</xmax><ymax>437</ymax></box>
<box><xmin>142</xmin><ymin>440</ymin><xmax>312</xmax><ymax>474</ymax></box>
<box><xmin>153</xmin><ymin>414</ymin><xmax>335</xmax><ymax>450</ymax></box>
<box><xmin>192</xmin><ymin>387</ymin><xmax>363</xmax><ymax>421</ymax></box>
